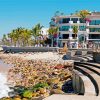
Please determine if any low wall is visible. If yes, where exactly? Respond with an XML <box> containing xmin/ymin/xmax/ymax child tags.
<box><xmin>72</xmin><ymin>71</ymin><xmax>85</xmax><ymax>95</ymax></box>
<box><xmin>2</xmin><ymin>46</ymin><xmax>59</xmax><ymax>53</ymax></box>
<box><xmin>93</xmin><ymin>52</ymin><xmax>100</xmax><ymax>63</ymax></box>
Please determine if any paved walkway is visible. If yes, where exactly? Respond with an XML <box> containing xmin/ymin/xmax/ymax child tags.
<box><xmin>44</xmin><ymin>94</ymin><xmax>100</xmax><ymax>100</ymax></box>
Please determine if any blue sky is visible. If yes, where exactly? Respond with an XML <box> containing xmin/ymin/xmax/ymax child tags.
<box><xmin>0</xmin><ymin>0</ymin><xmax>100</xmax><ymax>38</ymax></box>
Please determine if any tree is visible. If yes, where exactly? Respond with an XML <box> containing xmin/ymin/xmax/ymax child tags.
<box><xmin>7</xmin><ymin>27</ymin><xmax>32</xmax><ymax>47</ymax></box>
<box><xmin>14</xmin><ymin>28</ymin><xmax>22</xmax><ymax>46</ymax></box>
<box><xmin>8</xmin><ymin>29</ymin><xmax>18</xmax><ymax>46</ymax></box>
<box><xmin>31</xmin><ymin>23</ymin><xmax>43</xmax><ymax>44</ymax></box>
<box><xmin>21</xmin><ymin>28</ymin><xmax>32</xmax><ymax>46</ymax></box>
<box><xmin>2</xmin><ymin>34</ymin><xmax>8</xmax><ymax>45</ymax></box>
<box><xmin>47</xmin><ymin>27</ymin><xmax>58</xmax><ymax>47</ymax></box>
<box><xmin>72</xmin><ymin>25</ymin><xmax>78</xmax><ymax>39</ymax></box>
<box><xmin>77</xmin><ymin>10</ymin><xmax>91</xmax><ymax>22</ymax></box>
<box><xmin>2</xmin><ymin>23</ymin><xmax>44</xmax><ymax>47</ymax></box>
<box><xmin>77</xmin><ymin>10</ymin><xmax>91</xmax><ymax>45</ymax></box>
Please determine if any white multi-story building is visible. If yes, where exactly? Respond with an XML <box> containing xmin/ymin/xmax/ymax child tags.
<box><xmin>39</xmin><ymin>28</ymin><xmax>49</xmax><ymax>40</ymax></box>
<box><xmin>50</xmin><ymin>12</ymin><xmax>100</xmax><ymax>48</ymax></box>
<box><xmin>40</xmin><ymin>28</ymin><xmax>49</xmax><ymax>36</ymax></box>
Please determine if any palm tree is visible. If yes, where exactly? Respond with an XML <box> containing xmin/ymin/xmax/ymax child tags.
<box><xmin>22</xmin><ymin>29</ymin><xmax>32</xmax><ymax>46</ymax></box>
<box><xmin>2</xmin><ymin>23</ymin><xmax>44</xmax><ymax>47</ymax></box>
<box><xmin>32</xmin><ymin>23</ymin><xmax>43</xmax><ymax>45</ymax></box>
<box><xmin>8</xmin><ymin>29</ymin><xmax>18</xmax><ymax>46</ymax></box>
<box><xmin>8</xmin><ymin>28</ymin><xmax>21</xmax><ymax>46</ymax></box>
<box><xmin>8</xmin><ymin>32</ymin><xmax>13</xmax><ymax>45</ymax></box>
<box><xmin>77</xmin><ymin>10</ymin><xmax>91</xmax><ymax>47</ymax></box>
<box><xmin>2</xmin><ymin>34</ymin><xmax>7</xmax><ymax>45</ymax></box>
<box><xmin>7</xmin><ymin>27</ymin><xmax>32</xmax><ymax>47</ymax></box>
<box><xmin>48</xmin><ymin>27</ymin><xmax>58</xmax><ymax>47</ymax></box>
<box><xmin>15</xmin><ymin>28</ymin><xmax>32</xmax><ymax>47</ymax></box>
<box><xmin>15</xmin><ymin>27</ymin><xmax>23</xmax><ymax>46</ymax></box>
<box><xmin>72</xmin><ymin>25</ymin><xmax>79</xmax><ymax>48</ymax></box>
<box><xmin>78</xmin><ymin>10</ymin><xmax>91</xmax><ymax>23</ymax></box>
<box><xmin>72</xmin><ymin>25</ymin><xmax>78</xmax><ymax>39</ymax></box>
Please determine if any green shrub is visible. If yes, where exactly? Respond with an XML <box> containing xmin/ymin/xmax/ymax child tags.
<box><xmin>23</xmin><ymin>90</ymin><xmax>33</xmax><ymax>99</ymax></box>
<box><xmin>32</xmin><ymin>82</ymin><xmax>49</xmax><ymax>92</ymax></box>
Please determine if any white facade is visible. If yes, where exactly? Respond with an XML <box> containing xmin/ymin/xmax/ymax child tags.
<box><xmin>50</xmin><ymin>12</ymin><xmax>100</xmax><ymax>48</ymax></box>
<box><xmin>40</xmin><ymin>28</ymin><xmax>49</xmax><ymax>36</ymax></box>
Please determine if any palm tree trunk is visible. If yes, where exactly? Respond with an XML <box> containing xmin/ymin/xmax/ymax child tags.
<box><xmin>75</xmin><ymin>33</ymin><xmax>77</xmax><ymax>39</ymax></box>
<box><xmin>51</xmin><ymin>35</ymin><xmax>53</xmax><ymax>47</ymax></box>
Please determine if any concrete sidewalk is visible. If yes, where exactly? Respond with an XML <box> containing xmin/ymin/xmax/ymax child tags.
<box><xmin>44</xmin><ymin>94</ymin><xmax>100</xmax><ymax>100</ymax></box>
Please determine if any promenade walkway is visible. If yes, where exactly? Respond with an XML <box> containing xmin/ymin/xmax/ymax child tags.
<box><xmin>44</xmin><ymin>94</ymin><xmax>100</xmax><ymax>100</ymax></box>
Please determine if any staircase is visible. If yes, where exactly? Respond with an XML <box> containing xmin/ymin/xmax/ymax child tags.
<box><xmin>74</xmin><ymin>62</ymin><xmax>100</xmax><ymax>96</ymax></box>
<box><xmin>43</xmin><ymin>62</ymin><xmax>100</xmax><ymax>100</ymax></box>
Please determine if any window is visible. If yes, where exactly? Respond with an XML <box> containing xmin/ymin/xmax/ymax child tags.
<box><xmin>79</xmin><ymin>26</ymin><xmax>86</xmax><ymax>31</ymax></box>
<box><xmin>63</xmin><ymin>34</ymin><xmax>69</xmax><ymax>39</ymax></box>
<box><xmin>89</xmin><ymin>34</ymin><xmax>100</xmax><ymax>39</ymax></box>
<box><xmin>62</xmin><ymin>18</ymin><xmax>70</xmax><ymax>23</ymax></box>
<box><xmin>90</xmin><ymin>20</ymin><xmax>100</xmax><ymax>25</ymax></box>
<box><xmin>79</xmin><ymin>18</ymin><xmax>86</xmax><ymax>23</ymax></box>
<box><xmin>89</xmin><ymin>28</ymin><xmax>100</xmax><ymax>32</ymax></box>
<box><xmin>71</xmin><ymin>18</ymin><xmax>78</xmax><ymax>23</ymax></box>
<box><xmin>59</xmin><ymin>26</ymin><xmax>70</xmax><ymax>31</ymax></box>
<box><xmin>72</xmin><ymin>34</ymin><xmax>77</xmax><ymax>38</ymax></box>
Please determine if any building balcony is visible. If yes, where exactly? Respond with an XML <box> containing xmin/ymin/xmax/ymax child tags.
<box><xmin>89</xmin><ymin>32</ymin><xmax>100</xmax><ymax>34</ymax></box>
<box><xmin>59</xmin><ymin>28</ymin><xmax>72</xmax><ymax>33</ymax></box>
<box><xmin>87</xmin><ymin>25</ymin><xmax>100</xmax><ymax>28</ymax></box>
<box><xmin>58</xmin><ymin>23</ymin><xmax>70</xmax><ymax>26</ymax></box>
<box><xmin>59</xmin><ymin>31</ymin><xmax>69</xmax><ymax>34</ymax></box>
<box><xmin>58</xmin><ymin>38</ymin><xmax>78</xmax><ymax>41</ymax></box>
<box><xmin>58</xmin><ymin>22</ymin><xmax>87</xmax><ymax>26</ymax></box>
<box><xmin>59</xmin><ymin>30</ymin><xmax>88</xmax><ymax>35</ymax></box>
<box><xmin>88</xmin><ymin>39</ymin><xmax>100</xmax><ymax>40</ymax></box>
<box><xmin>77</xmin><ymin>30</ymin><xmax>87</xmax><ymax>33</ymax></box>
